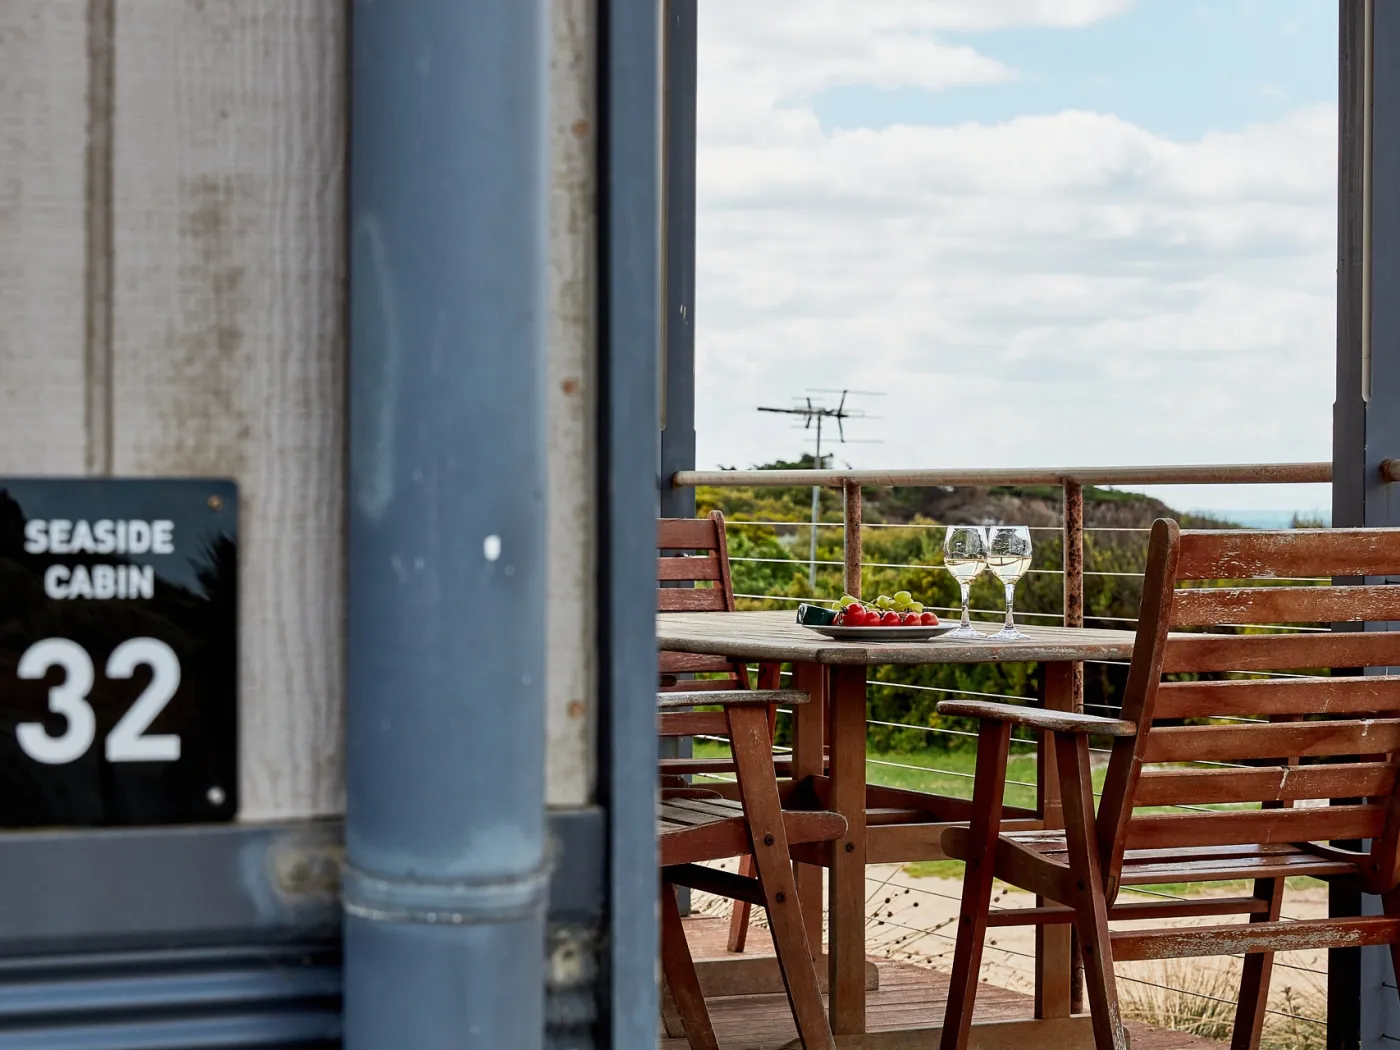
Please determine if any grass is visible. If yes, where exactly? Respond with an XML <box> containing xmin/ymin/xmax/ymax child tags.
<box><xmin>1119</xmin><ymin>962</ymin><xmax>1326</xmax><ymax>1050</ymax></box>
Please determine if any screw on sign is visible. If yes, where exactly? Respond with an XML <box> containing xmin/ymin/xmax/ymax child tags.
<box><xmin>0</xmin><ymin>478</ymin><xmax>239</xmax><ymax>828</ymax></box>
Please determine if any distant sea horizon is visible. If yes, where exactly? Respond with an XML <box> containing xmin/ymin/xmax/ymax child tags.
<box><xmin>1192</xmin><ymin>509</ymin><xmax>1332</xmax><ymax>529</ymax></box>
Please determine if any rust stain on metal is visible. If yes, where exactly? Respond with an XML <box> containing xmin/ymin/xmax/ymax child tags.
<box><xmin>843</xmin><ymin>480</ymin><xmax>862</xmax><ymax>598</ymax></box>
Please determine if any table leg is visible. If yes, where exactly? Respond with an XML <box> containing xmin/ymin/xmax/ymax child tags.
<box><xmin>828</xmin><ymin>663</ymin><xmax>868</xmax><ymax>1035</ymax></box>
<box><xmin>1037</xmin><ymin>661</ymin><xmax>1076</xmax><ymax>1019</ymax></box>
<box><xmin>791</xmin><ymin>661</ymin><xmax>827</xmax><ymax>950</ymax></box>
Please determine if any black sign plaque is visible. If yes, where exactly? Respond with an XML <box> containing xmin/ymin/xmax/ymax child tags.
<box><xmin>0</xmin><ymin>478</ymin><xmax>237</xmax><ymax>828</ymax></box>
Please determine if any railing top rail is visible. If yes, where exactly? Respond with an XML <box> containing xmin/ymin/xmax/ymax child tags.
<box><xmin>672</xmin><ymin>462</ymin><xmax>1333</xmax><ymax>489</ymax></box>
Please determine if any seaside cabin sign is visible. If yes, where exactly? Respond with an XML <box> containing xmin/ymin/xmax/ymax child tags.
<box><xmin>0</xmin><ymin>478</ymin><xmax>237</xmax><ymax>827</ymax></box>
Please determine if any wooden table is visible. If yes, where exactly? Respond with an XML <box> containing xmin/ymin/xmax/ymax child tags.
<box><xmin>657</xmin><ymin>610</ymin><xmax>1138</xmax><ymax>1044</ymax></box>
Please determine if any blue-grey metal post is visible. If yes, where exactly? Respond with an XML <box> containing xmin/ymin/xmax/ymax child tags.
<box><xmin>1336</xmin><ymin>2</ymin><xmax>1400</xmax><ymax>1047</ymax></box>
<box><xmin>657</xmin><ymin>0</ymin><xmax>699</xmax><ymax>912</ymax></box>
<box><xmin>345</xmin><ymin>2</ymin><xmax>550</xmax><ymax>1048</ymax></box>
<box><xmin>598</xmin><ymin>0</ymin><xmax>663</xmax><ymax>1045</ymax></box>
<box><xmin>660</xmin><ymin>0</ymin><xmax>698</xmax><ymax>520</ymax></box>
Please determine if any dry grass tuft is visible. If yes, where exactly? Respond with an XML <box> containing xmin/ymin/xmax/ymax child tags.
<box><xmin>1119</xmin><ymin>962</ymin><xmax>1325</xmax><ymax>1050</ymax></box>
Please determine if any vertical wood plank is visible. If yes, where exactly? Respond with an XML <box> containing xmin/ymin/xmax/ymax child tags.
<box><xmin>545</xmin><ymin>0</ymin><xmax>597</xmax><ymax>807</ymax></box>
<box><xmin>1037</xmin><ymin>661</ymin><xmax>1075</xmax><ymax>1019</ymax></box>
<box><xmin>792</xmin><ymin>660</ymin><xmax>827</xmax><ymax>949</ymax></box>
<box><xmin>110</xmin><ymin>0</ymin><xmax>346</xmax><ymax>820</ymax></box>
<box><xmin>843</xmin><ymin>480</ymin><xmax>862</xmax><ymax>598</ymax></box>
<box><xmin>0</xmin><ymin>0</ymin><xmax>91</xmax><ymax>474</ymax></box>
<box><xmin>728</xmin><ymin>703</ymin><xmax>834</xmax><ymax>1049</ymax></box>
<box><xmin>827</xmin><ymin>663</ymin><xmax>868</xmax><ymax>1035</ymax></box>
<box><xmin>939</xmin><ymin>718</ymin><xmax>1012</xmax><ymax>1050</ymax></box>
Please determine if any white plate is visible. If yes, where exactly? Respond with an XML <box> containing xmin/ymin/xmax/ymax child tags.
<box><xmin>800</xmin><ymin>622</ymin><xmax>959</xmax><ymax>642</ymax></box>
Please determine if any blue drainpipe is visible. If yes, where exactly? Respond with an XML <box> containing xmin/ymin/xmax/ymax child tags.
<box><xmin>345</xmin><ymin>2</ymin><xmax>550</xmax><ymax>1047</ymax></box>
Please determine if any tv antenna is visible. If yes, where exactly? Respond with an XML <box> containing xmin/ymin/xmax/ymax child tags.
<box><xmin>756</xmin><ymin>389</ymin><xmax>884</xmax><ymax>589</ymax></box>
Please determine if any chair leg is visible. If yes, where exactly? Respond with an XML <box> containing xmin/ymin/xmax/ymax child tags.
<box><xmin>660</xmin><ymin>877</ymin><xmax>719</xmax><ymax>1050</ymax></box>
<box><xmin>727</xmin><ymin>854</ymin><xmax>755</xmax><ymax>951</ymax></box>
<box><xmin>660</xmin><ymin>975</ymin><xmax>688</xmax><ymax>1039</ymax></box>
<box><xmin>1231</xmin><ymin>876</ymin><xmax>1284</xmax><ymax>1050</ymax></box>
<box><xmin>727</xmin><ymin>667</ymin><xmax>783</xmax><ymax>955</ymax></box>
<box><xmin>728</xmin><ymin>704</ymin><xmax>835</xmax><ymax>1050</ymax></box>
<box><xmin>939</xmin><ymin>719</ymin><xmax>1012</xmax><ymax>1050</ymax></box>
<box><xmin>1056</xmin><ymin>733</ymin><xmax>1128</xmax><ymax>1050</ymax></box>
<box><xmin>1383</xmin><ymin>889</ymin><xmax>1400</xmax><ymax>1016</ymax></box>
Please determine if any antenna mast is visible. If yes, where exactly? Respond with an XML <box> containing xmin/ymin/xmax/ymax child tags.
<box><xmin>756</xmin><ymin>389</ymin><xmax>884</xmax><ymax>590</ymax></box>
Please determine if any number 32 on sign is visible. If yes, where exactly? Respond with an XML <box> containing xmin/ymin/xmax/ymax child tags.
<box><xmin>18</xmin><ymin>637</ymin><xmax>181</xmax><ymax>764</ymax></box>
<box><xmin>0</xmin><ymin>478</ymin><xmax>239</xmax><ymax>828</ymax></box>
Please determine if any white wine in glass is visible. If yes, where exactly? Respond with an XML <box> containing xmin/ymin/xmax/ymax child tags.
<box><xmin>986</xmin><ymin>525</ymin><xmax>1032</xmax><ymax>641</ymax></box>
<box><xmin>942</xmin><ymin>526</ymin><xmax>988</xmax><ymax>639</ymax></box>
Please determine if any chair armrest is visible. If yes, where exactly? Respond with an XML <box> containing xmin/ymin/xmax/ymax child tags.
<box><xmin>936</xmin><ymin>699</ymin><xmax>1136</xmax><ymax>737</ymax></box>
<box><xmin>657</xmin><ymin>689</ymin><xmax>809</xmax><ymax>710</ymax></box>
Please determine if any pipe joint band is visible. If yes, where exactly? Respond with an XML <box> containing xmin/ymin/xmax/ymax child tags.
<box><xmin>342</xmin><ymin>859</ymin><xmax>551</xmax><ymax>925</ymax></box>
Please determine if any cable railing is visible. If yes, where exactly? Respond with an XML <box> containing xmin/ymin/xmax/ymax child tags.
<box><xmin>674</xmin><ymin>459</ymin><xmax>1343</xmax><ymax>1041</ymax></box>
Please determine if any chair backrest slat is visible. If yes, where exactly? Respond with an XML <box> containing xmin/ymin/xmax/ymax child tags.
<box><xmin>1172</xmin><ymin>584</ymin><xmax>1400</xmax><ymax>625</ymax></box>
<box><xmin>1142</xmin><ymin>720</ymin><xmax>1400</xmax><ymax>764</ymax></box>
<box><xmin>1099</xmin><ymin>520</ymin><xmax>1400</xmax><ymax>897</ymax></box>
<box><xmin>1155</xmin><ymin>675</ymin><xmax>1400</xmax><ymax>719</ymax></box>
<box><xmin>658</xmin><ymin>517</ymin><xmax>724</xmax><ymax>552</ymax></box>
<box><xmin>657</xmin><ymin>511</ymin><xmax>745</xmax><ymax>690</ymax></box>
<box><xmin>1135</xmin><ymin>763</ymin><xmax>1396</xmax><ymax>807</ymax></box>
<box><xmin>1161</xmin><ymin>631</ymin><xmax>1400</xmax><ymax>674</ymax></box>
<box><xmin>658</xmin><ymin>587</ymin><xmax>730</xmax><ymax>613</ymax></box>
<box><xmin>659</xmin><ymin>652</ymin><xmax>742</xmax><ymax>676</ymax></box>
<box><xmin>1174</xmin><ymin>527</ymin><xmax>1400</xmax><ymax>581</ymax></box>
<box><xmin>1124</xmin><ymin>805</ymin><xmax>1385</xmax><ymax>851</ymax></box>
<box><xmin>658</xmin><ymin>556</ymin><xmax>723</xmax><ymax>582</ymax></box>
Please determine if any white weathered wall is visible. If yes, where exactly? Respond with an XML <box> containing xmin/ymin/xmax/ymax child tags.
<box><xmin>1</xmin><ymin>0</ymin><xmax>348</xmax><ymax>822</ymax></box>
<box><xmin>546</xmin><ymin>0</ymin><xmax>599</xmax><ymax>807</ymax></box>
<box><xmin>0</xmin><ymin>0</ymin><xmax>596</xmax><ymax>819</ymax></box>
<box><xmin>110</xmin><ymin>0</ymin><xmax>347</xmax><ymax>820</ymax></box>
<box><xmin>0</xmin><ymin>1</ymin><xmax>90</xmax><ymax>476</ymax></box>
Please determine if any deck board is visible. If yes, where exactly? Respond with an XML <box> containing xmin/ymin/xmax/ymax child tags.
<box><xmin>663</xmin><ymin>917</ymin><xmax>1217</xmax><ymax>1050</ymax></box>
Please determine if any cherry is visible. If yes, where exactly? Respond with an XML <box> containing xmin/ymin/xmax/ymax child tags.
<box><xmin>881</xmin><ymin>611</ymin><xmax>901</xmax><ymax>625</ymax></box>
<box><xmin>920</xmin><ymin>611</ymin><xmax>939</xmax><ymax>625</ymax></box>
<box><xmin>901</xmin><ymin>612</ymin><xmax>919</xmax><ymax>625</ymax></box>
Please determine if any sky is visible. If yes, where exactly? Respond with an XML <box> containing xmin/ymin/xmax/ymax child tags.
<box><xmin>693</xmin><ymin>0</ymin><xmax>1338</xmax><ymax>522</ymax></box>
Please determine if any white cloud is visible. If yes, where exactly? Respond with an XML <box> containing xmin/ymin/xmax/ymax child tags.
<box><xmin>693</xmin><ymin>2</ymin><xmax>1337</xmax><ymax>513</ymax></box>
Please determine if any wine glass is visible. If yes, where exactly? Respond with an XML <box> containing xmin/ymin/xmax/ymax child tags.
<box><xmin>986</xmin><ymin>526</ymin><xmax>1033</xmax><ymax>641</ymax></box>
<box><xmin>942</xmin><ymin>526</ymin><xmax>987</xmax><ymax>639</ymax></box>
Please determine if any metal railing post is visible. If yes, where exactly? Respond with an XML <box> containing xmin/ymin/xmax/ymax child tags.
<box><xmin>345</xmin><ymin>1</ymin><xmax>550</xmax><ymax>1047</ymax></box>
<box><xmin>843</xmin><ymin>479</ymin><xmax>862</xmax><ymax>598</ymax></box>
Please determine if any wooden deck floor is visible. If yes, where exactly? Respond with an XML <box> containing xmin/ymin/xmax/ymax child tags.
<box><xmin>662</xmin><ymin>917</ymin><xmax>1216</xmax><ymax>1050</ymax></box>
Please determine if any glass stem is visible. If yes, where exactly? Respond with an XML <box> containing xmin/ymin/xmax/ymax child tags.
<box><xmin>959</xmin><ymin>582</ymin><xmax>972</xmax><ymax>630</ymax></box>
<box><xmin>1003</xmin><ymin>582</ymin><xmax>1016</xmax><ymax>632</ymax></box>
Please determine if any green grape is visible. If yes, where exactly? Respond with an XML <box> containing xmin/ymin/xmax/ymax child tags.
<box><xmin>909</xmin><ymin>601</ymin><xmax>923</xmax><ymax>614</ymax></box>
<box><xmin>875</xmin><ymin>594</ymin><xmax>894</xmax><ymax>610</ymax></box>
<box><xmin>894</xmin><ymin>590</ymin><xmax>912</xmax><ymax>604</ymax></box>
<box><xmin>839</xmin><ymin>594</ymin><xmax>860</xmax><ymax>608</ymax></box>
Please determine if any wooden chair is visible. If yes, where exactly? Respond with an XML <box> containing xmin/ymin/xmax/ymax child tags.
<box><xmin>658</xmin><ymin>511</ymin><xmax>789</xmax><ymax>951</ymax></box>
<box><xmin>938</xmin><ymin>520</ymin><xmax>1400</xmax><ymax>1050</ymax></box>
<box><xmin>658</xmin><ymin>687</ymin><xmax>845</xmax><ymax>1050</ymax></box>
